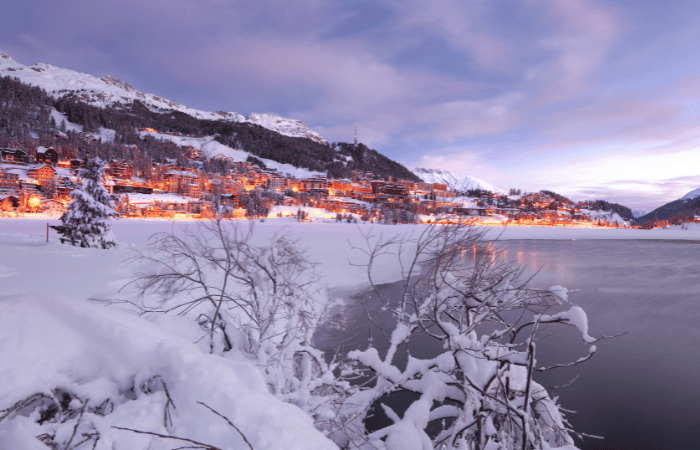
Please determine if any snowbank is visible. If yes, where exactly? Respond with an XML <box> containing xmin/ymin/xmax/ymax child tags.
<box><xmin>0</xmin><ymin>294</ymin><xmax>336</xmax><ymax>450</ymax></box>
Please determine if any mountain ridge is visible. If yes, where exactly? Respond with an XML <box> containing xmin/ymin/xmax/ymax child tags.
<box><xmin>412</xmin><ymin>167</ymin><xmax>506</xmax><ymax>194</ymax></box>
<box><xmin>638</xmin><ymin>188</ymin><xmax>700</xmax><ymax>223</ymax></box>
<box><xmin>0</xmin><ymin>51</ymin><xmax>327</xmax><ymax>144</ymax></box>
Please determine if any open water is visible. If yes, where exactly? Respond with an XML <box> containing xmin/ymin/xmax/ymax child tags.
<box><xmin>316</xmin><ymin>239</ymin><xmax>700</xmax><ymax>450</ymax></box>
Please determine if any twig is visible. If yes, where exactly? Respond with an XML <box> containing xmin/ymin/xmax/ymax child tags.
<box><xmin>111</xmin><ymin>426</ymin><xmax>221</xmax><ymax>450</ymax></box>
<box><xmin>197</xmin><ymin>402</ymin><xmax>254</xmax><ymax>450</ymax></box>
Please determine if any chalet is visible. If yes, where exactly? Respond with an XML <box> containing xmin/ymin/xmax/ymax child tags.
<box><xmin>109</xmin><ymin>160</ymin><xmax>133</xmax><ymax>181</ymax></box>
<box><xmin>1</xmin><ymin>148</ymin><xmax>28</xmax><ymax>163</ymax></box>
<box><xmin>36</xmin><ymin>147</ymin><xmax>59</xmax><ymax>165</ymax></box>
<box><xmin>27</xmin><ymin>164</ymin><xmax>56</xmax><ymax>185</ymax></box>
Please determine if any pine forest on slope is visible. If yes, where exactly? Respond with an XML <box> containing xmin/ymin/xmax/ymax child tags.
<box><xmin>0</xmin><ymin>51</ymin><xmax>420</xmax><ymax>182</ymax></box>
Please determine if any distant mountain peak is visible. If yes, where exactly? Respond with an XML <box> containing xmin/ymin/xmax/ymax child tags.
<box><xmin>680</xmin><ymin>187</ymin><xmax>700</xmax><ymax>201</ymax></box>
<box><xmin>0</xmin><ymin>50</ymin><xmax>327</xmax><ymax>144</ymax></box>
<box><xmin>413</xmin><ymin>167</ymin><xmax>506</xmax><ymax>194</ymax></box>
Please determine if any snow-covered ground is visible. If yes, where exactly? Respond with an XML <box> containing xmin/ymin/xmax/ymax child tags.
<box><xmin>2</xmin><ymin>218</ymin><xmax>700</xmax><ymax>449</ymax></box>
<box><xmin>140</xmin><ymin>130</ymin><xmax>325</xmax><ymax>178</ymax></box>
<box><xmin>0</xmin><ymin>218</ymin><xmax>344</xmax><ymax>450</ymax></box>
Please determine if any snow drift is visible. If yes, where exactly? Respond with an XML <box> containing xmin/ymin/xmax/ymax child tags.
<box><xmin>0</xmin><ymin>293</ymin><xmax>336</xmax><ymax>450</ymax></box>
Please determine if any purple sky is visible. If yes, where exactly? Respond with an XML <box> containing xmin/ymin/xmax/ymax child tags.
<box><xmin>3</xmin><ymin>0</ymin><xmax>700</xmax><ymax>212</ymax></box>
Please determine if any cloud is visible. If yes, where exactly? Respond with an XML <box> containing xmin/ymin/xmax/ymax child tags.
<box><xmin>524</xmin><ymin>0</ymin><xmax>620</xmax><ymax>103</ymax></box>
<box><xmin>3</xmin><ymin>0</ymin><xmax>700</xmax><ymax>211</ymax></box>
<box><xmin>566</xmin><ymin>174</ymin><xmax>700</xmax><ymax>211</ymax></box>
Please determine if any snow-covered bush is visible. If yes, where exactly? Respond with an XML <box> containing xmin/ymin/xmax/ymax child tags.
<box><xmin>57</xmin><ymin>158</ymin><xmax>118</xmax><ymax>248</ymax></box>
<box><xmin>128</xmin><ymin>219</ymin><xmax>350</xmax><ymax>432</ymax></box>
<box><xmin>339</xmin><ymin>224</ymin><xmax>604</xmax><ymax>450</ymax></box>
<box><xmin>0</xmin><ymin>294</ymin><xmax>336</xmax><ymax>450</ymax></box>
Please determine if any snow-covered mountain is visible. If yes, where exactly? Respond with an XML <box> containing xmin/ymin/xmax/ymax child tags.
<box><xmin>680</xmin><ymin>187</ymin><xmax>700</xmax><ymax>201</ymax></box>
<box><xmin>0</xmin><ymin>51</ymin><xmax>327</xmax><ymax>144</ymax></box>
<box><xmin>412</xmin><ymin>167</ymin><xmax>506</xmax><ymax>195</ymax></box>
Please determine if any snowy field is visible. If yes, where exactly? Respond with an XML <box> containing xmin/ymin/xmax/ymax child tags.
<box><xmin>2</xmin><ymin>217</ymin><xmax>699</xmax><ymax>449</ymax></box>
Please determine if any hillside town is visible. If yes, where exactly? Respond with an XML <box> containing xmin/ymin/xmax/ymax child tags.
<box><xmin>1</xmin><ymin>141</ymin><xmax>630</xmax><ymax>227</ymax></box>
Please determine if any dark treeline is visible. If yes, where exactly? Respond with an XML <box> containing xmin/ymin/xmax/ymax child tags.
<box><xmin>539</xmin><ymin>190</ymin><xmax>573</xmax><ymax>205</ymax></box>
<box><xmin>1</xmin><ymin>75</ymin><xmax>419</xmax><ymax>181</ymax></box>
<box><xmin>588</xmin><ymin>199</ymin><xmax>634</xmax><ymax>220</ymax></box>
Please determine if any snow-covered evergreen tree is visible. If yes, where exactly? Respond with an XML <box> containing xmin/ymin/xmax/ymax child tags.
<box><xmin>58</xmin><ymin>158</ymin><xmax>118</xmax><ymax>248</ymax></box>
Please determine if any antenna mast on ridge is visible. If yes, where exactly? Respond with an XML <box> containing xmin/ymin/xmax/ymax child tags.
<box><xmin>354</xmin><ymin>125</ymin><xmax>358</xmax><ymax>145</ymax></box>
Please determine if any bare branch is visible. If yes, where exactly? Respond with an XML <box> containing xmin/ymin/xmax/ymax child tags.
<box><xmin>197</xmin><ymin>402</ymin><xmax>254</xmax><ymax>450</ymax></box>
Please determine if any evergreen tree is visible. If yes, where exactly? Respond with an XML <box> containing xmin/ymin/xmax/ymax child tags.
<box><xmin>57</xmin><ymin>158</ymin><xmax>119</xmax><ymax>248</ymax></box>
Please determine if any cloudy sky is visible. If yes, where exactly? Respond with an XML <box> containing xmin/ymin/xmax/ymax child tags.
<box><xmin>3</xmin><ymin>0</ymin><xmax>700</xmax><ymax>211</ymax></box>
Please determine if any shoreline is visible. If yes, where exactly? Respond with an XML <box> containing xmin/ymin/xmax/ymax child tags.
<box><xmin>2</xmin><ymin>215</ymin><xmax>700</xmax><ymax>242</ymax></box>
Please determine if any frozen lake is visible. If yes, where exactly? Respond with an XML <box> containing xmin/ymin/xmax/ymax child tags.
<box><xmin>500</xmin><ymin>239</ymin><xmax>700</xmax><ymax>450</ymax></box>
<box><xmin>318</xmin><ymin>239</ymin><xmax>700</xmax><ymax>450</ymax></box>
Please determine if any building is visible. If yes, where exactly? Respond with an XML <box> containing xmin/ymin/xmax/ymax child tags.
<box><xmin>165</xmin><ymin>169</ymin><xmax>201</xmax><ymax>198</ymax></box>
<box><xmin>1</xmin><ymin>149</ymin><xmax>29</xmax><ymax>163</ymax></box>
<box><xmin>109</xmin><ymin>160</ymin><xmax>133</xmax><ymax>181</ymax></box>
<box><xmin>27</xmin><ymin>164</ymin><xmax>56</xmax><ymax>185</ymax></box>
<box><xmin>299</xmin><ymin>176</ymin><xmax>328</xmax><ymax>193</ymax></box>
<box><xmin>0</xmin><ymin>170</ymin><xmax>20</xmax><ymax>192</ymax></box>
<box><xmin>330</xmin><ymin>179</ymin><xmax>353</xmax><ymax>195</ymax></box>
<box><xmin>36</xmin><ymin>147</ymin><xmax>58</xmax><ymax>165</ymax></box>
<box><xmin>266</xmin><ymin>177</ymin><xmax>287</xmax><ymax>190</ymax></box>
<box><xmin>379</xmin><ymin>183</ymin><xmax>410</xmax><ymax>198</ymax></box>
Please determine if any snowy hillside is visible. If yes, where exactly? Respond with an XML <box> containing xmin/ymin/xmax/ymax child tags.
<box><xmin>680</xmin><ymin>187</ymin><xmax>700</xmax><ymax>201</ymax></box>
<box><xmin>412</xmin><ymin>167</ymin><xmax>506</xmax><ymax>194</ymax></box>
<box><xmin>139</xmin><ymin>130</ymin><xmax>325</xmax><ymax>178</ymax></box>
<box><xmin>0</xmin><ymin>51</ymin><xmax>327</xmax><ymax>144</ymax></box>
